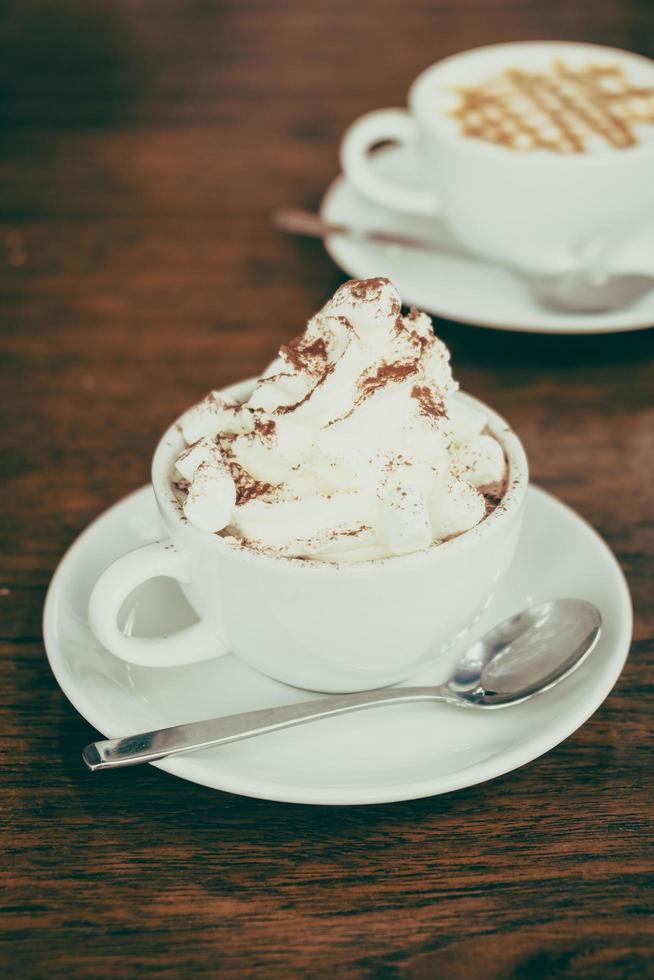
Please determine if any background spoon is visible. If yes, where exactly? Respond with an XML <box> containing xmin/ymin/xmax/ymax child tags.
<box><xmin>83</xmin><ymin>599</ymin><xmax>601</xmax><ymax>772</ymax></box>
<box><xmin>273</xmin><ymin>207</ymin><xmax>654</xmax><ymax>313</ymax></box>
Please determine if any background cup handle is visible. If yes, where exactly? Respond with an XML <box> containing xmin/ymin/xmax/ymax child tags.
<box><xmin>340</xmin><ymin>108</ymin><xmax>441</xmax><ymax>217</ymax></box>
<box><xmin>88</xmin><ymin>540</ymin><xmax>225</xmax><ymax>667</ymax></box>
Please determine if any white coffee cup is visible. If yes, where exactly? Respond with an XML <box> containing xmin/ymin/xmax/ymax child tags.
<box><xmin>88</xmin><ymin>379</ymin><xmax>528</xmax><ymax>693</ymax></box>
<box><xmin>340</xmin><ymin>41</ymin><xmax>654</xmax><ymax>272</ymax></box>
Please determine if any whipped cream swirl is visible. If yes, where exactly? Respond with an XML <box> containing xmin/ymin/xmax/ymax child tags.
<box><xmin>174</xmin><ymin>278</ymin><xmax>506</xmax><ymax>561</ymax></box>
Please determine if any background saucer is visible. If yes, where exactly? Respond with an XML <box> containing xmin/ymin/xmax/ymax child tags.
<box><xmin>43</xmin><ymin>485</ymin><xmax>632</xmax><ymax>805</ymax></box>
<box><xmin>321</xmin><ymin>145</ymin><xmax>654</xmax><ymax>334</ymax></box>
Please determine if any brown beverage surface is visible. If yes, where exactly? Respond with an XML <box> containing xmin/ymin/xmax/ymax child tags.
<box><xmin>449</xmin><ymin>60</ymin><xmax>654</xmax><ymax>153</ymax></box>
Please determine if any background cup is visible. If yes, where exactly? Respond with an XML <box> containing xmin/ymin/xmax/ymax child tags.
<box><xmin>340</xmin><ymin>41</ymin><xmax>654</xmax><ymax>272</ymax></box>
<box><xmin>88</xmin><ymin>379</ymin><xmax>529</xmax><ymax>693</ymax></box>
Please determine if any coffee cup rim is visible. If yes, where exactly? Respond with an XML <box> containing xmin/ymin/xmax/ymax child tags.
<box><xmin>151</xmin><ymin>378</ymin><xmax>529</xmax><ymax>574</ymax></box>
<box><xmin>409</xmin><ymin>40</ymin><xmax>654</xmax><ymax>166</ymax></box>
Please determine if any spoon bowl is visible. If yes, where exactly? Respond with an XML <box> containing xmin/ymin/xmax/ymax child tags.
<box><xmin>451</xmin><ymin>599</ymin><xmax>601</xmax><ymax>706</ymax></box>
<box><xmin>524</xmin><ymin>270</ymin><xmax>654</xmax><ymax>313</ymax></box>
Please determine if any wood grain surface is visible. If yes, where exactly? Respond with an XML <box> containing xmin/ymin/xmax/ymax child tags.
<box><xmin>1</xmin><ymin>2</ymin><xmax>653</xmax><ymax>977</ymax></box>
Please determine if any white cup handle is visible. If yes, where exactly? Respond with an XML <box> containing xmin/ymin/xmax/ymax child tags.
<box><xmin>88</xmin><ymin>539</ymin><xmax>225</xmax><ymax>668</ymax></box>
<box><xmin>340</xmin><ymin>108</ymin><xmax>440</xmax><ymax>217</ymax></box>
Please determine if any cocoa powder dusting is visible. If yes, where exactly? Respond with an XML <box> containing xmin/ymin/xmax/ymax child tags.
<box><xmin>394</xmin><ymin>316</ymin><xmax>429</xmax><ymax>352</ymax></box>
<box><xmin>253</xmin><ymin>417</ymin><xmax>276</xmax><ymax>438</ymax></box>
<box><xmin>411</xmin><ymin>384</ymin><xmax>446</xmax><ymax>419</ymax></box>
<box><xmin>384</xmin><ymin>455</ymin><xmax>413</xmax><ymax>472</ymax></box>
<box><xmin>280</xmin><ymin>335</ymin><xmax>328</xmax><ymax>372</ymax></box>
<box><xmin>235</xmin><ymin>477</ymin><xmax>276</xmax><ymax>504</ymax></box>
<box><xmin>346</xmin><ymin>277</ymin><xmax>390</xmax><ymax>303</ymax></box>
<box><xmin>232</xmin><ymin>463</ymin><xmax>276</xmax><ymax>504</ymax></box>
<box><xmin>326</xmin><ymin>524</ymin><xmax>371</xmax><ymax>540</ymax></box>
<box><xmin>409</xmin><ymin>329</ymin><xmax>429</xmax><ymax>351</ymax></box>
<box><xmin>359</xmin><ymin>359</ymin><xmax>419</xmax><ymax>397</ymax></box>
<box><xmin>220</xmin><ymin>444</ymin><xmax>278</xmax><ymax>504</ymax></box>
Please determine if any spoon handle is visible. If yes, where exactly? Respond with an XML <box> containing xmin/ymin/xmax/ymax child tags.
<box><xmin>272</xmin><ymin>207</ymin><xmax>471</xmax><ymax>258</ymax></box>
<box><xmin>82</xmin><ymin>686</ymin><xmax>462</xmax><ymax>771</ymax></box>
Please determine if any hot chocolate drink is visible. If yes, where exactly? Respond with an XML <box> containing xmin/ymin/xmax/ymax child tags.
<box><xmin>172</xmin><ymin>279</ymin><xmax>507</xmax><ymax>562</ymax></box>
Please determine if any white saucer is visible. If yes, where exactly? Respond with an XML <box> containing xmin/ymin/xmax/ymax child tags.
<box><xmin>321</xmin><ymin>145</ymin><xmax>654</xmax><ymax>334</ymax></box>
<box><xmin>44</xmin><ymin>485</ymin><xmax>632</xmax><ymax>805</ymax></box>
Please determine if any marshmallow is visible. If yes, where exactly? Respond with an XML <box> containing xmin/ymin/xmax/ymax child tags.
<box><xmin>452</xmin><ymin>435</ymin><xmax>506</xmax><ymax>488</ymax></box>
<box><xmin>379</xmin><ymin>480</ymin><xmax>433</xmax><ymax>556</ymax></box>
<box><xmin>179</xmin><ymin>393</ymin><xmax>253</xmax><ymax>444</ymax></box>
<box><xmin>428</xmin><ymin>479</ymin><xmax>487</xmax><ymax>540</ymax></box>
<box><xmin>446</xmin><ymin>399</ymin><xmax>488</xmax><ymax>444</ymax></box>
<box><xmin>176</xmin><ymin>437</ymin><xmax>223</xmax><ymax>481</ymax></box>
<box><xmin>183</xmin><ymin>460</ymin><xmax>236</xmax><ymax>533</ymax></box>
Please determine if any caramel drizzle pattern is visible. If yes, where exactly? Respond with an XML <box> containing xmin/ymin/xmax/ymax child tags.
<box><xmin>450</xmin><ymin>61</ymin><xmax>654</xmax><ymax>153</ymax></box>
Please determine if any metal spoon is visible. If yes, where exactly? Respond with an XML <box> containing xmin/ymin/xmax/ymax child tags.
<box><xmin>273</xmin><ymin>207</ymin><xmax>654</xmax><ymax>313</ymax></box>
<box><xmin>83</xmin><ymin>599</ymin><xmax>601</xmax><ymax>772</ymax></box>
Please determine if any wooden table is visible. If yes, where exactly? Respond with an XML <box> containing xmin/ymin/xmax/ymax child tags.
<box><xmin>2</xmin><ymin>2</ymin><xmax>653</xmax><ymax>976</ymax></box>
